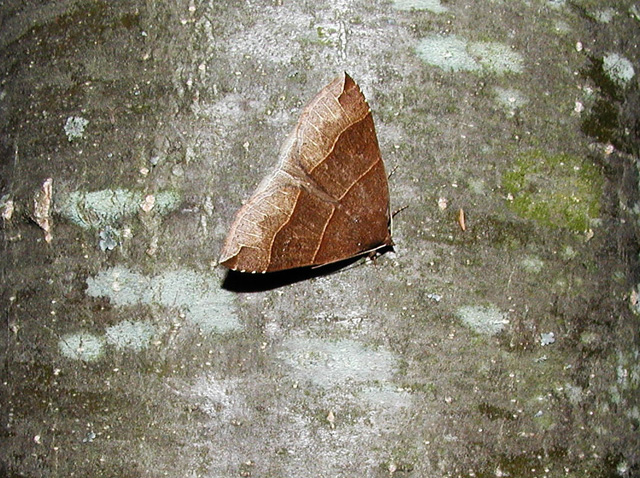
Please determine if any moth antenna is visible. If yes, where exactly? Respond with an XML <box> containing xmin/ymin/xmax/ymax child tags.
<box><xmin>392</xmin><ymin>205</ymin><xmax>408</xmax><ymax>219</ymax></box>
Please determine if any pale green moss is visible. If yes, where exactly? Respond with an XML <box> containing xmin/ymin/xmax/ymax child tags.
<box><xmin>502</xmin><ymin>151</ymin><xmax>602</xmax><ymax>231</ymax></box>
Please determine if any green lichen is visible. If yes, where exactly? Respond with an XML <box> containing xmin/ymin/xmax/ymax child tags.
<box><xmin>502</xmin><ymin>151</ymin><xmax>602</xmax><ymax>231</ymax></box>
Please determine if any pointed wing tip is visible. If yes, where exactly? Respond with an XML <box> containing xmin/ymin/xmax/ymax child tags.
<box><xmin>336</xmin><ymin>72</ymin><xmax>364</xmax><ymax>104</ymax></box>
<box><xmin>342</xmin><ymin>72</ymin><xmax>356</xmax><ymax>89</ymax></box>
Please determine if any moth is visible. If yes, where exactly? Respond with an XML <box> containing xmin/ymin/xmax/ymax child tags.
<box><xmin>219</xmin><ymin>73</ymin><xmax>392</xmax><ymax>273</ymax></box>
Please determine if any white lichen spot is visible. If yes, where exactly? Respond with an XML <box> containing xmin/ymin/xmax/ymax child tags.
<box><xmin>521</xmin><ymin>256</ymin><xmax>544</xmax><ymax>273</ymax></box>
<box><xmin>86</xmin><ymin>267</ymin><xmax>240</xmax><ymax>333</ymax></box>
<box><xmin>593</xmin><ymin>8</ymin><xmax>616</xmax><ymax>23</ymax></box>
<box><xmin>416</xmin><ymin>35</ymin><xmax>523</xmax><ymax>74</ymax></box>
<box><xmin>98</xmin><ymin>226</ymin><xmax>120</xmax><ymax>251</ymax></box>
<box><xmin>105</xmin><ymin>320</ymin><xmax>156</xmax><ymax>352</ymax></box>
<box><xmin>393</xmin><ymin>0</ymin><xmax>448</xmax><ymax>13</ymax></box>
<box><xmin>155</xmin><ymin>270</ymin><xmax>240</xmax><ymax>332</ymax></box>
<box><xmin>171</xmin><ymin>164</ymin><xmax>184</xmax><ymax>177</ymax></box>
<box><xmin>468</xmin><ymin>42</ymin><xmax>524</xmax><ymax>74</ymax></box>
<box><xmin>554</xmin><ymin>20</ymin><xmax>572</xmax><ymax>34</ymax></box>
<box><xmin>494</xmin><ymin>87</ymin><xmax>528</xmax><ymax>114</ymax></box>
<box><xmin>59</xmin><ymin>332</ymin><xmax>105</xmax><ymax>361</ymax></box>
<box><xmin>189</xmin><ymin>375</ymin><xmax>246</xmax><ymax>420</ymax></box>
<box><xmin>456</xmin><ymin>305</ymin><xmax>508</xmax><ymax>335</ymax></box>
<box><xmin>86</xmin><ymin>266</ymin><xmax>151</xmax><ymax>306</ymax></box>
<box><xmin>57</xmin><ymin>188</ymin><xmax>180</xmax><ymax>229</ymax></box>
<box><xmin>546</xmin><ymin>0</ymin><xmax>566</xmax><ymax>9</ymax></box>
<box><xmin>64</xmin><ymin>116</ymin><xmax>89</xmax><ymax>141</ymax></box>
<box><xmin>359</xmin><ymin>384</ymin><xmax>412</xmax><ymax>409</ymax></box>
<box><xmin>561</xmin><ymin>245</ymin><xmax>577</xmax><ymax>260</ymax></box>
<box><xmin>617</xmin><ymin>460</ymin><xmax>630</xmax><ymax>476</ymax></box>
<box><xmin>603</xmin><ymin>53</ymin><xmax>635</xmax><ymax>86</ymax></box>
<box><xmin>279</xmin><ymin>337</ymin><xmax>396</xmax><ymax>389</ymax></box>
<box><xmin>416</xmin><ymin>35</ymin><xmax>479</xmax><ymax>72</ymax></box>
<box><xmin>540</xmin><ymin>332</ymin><xmax>556</xmax><ymax>346</ymax></box>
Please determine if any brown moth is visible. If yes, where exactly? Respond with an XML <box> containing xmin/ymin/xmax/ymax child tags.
<box><xmin>219</xmin><ymin>73</ymin><xmax>392</xmax><ymax>273</ymax></box>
